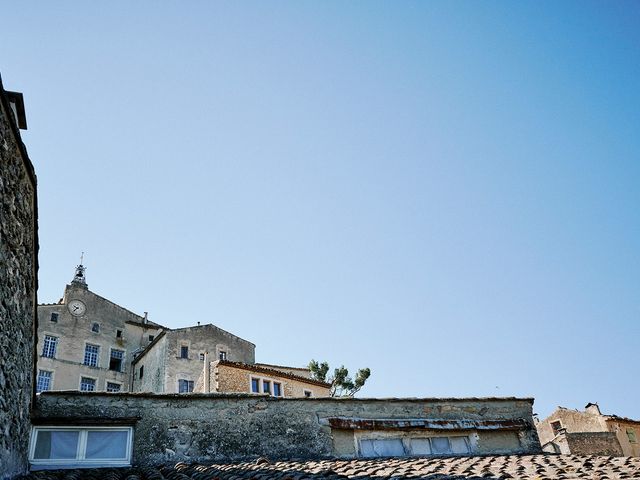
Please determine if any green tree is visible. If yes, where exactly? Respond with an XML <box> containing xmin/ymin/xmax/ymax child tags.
<box><xmin>308</xmin><ymin>360</ymin><xmax>371</xmax><ymax>397</ymax></box>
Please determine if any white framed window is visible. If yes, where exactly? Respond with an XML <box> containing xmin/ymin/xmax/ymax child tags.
<box><xmin>80</xmin><ymin>377</ymin><xmax>96</xmax><ymax>392</ymax></box>
<box><xmin>106</xmin><ymin>382</ymin><xmax>122</xmax><ymax>393</ymax></box>
<box><xmin>29</xmin><ymin>426</ymin><xmax>133</xmax><ymax>469</ymax></box>
<box><xmin>83</xmin><ymin>344</ymin><xmax>99</xmax><ymax>367</ymax></box>
<box><xmin>249</xmin><ymin>376</ymin><xmax>284</xmax><ymax>397</ymax></box>
<box><xmin>42</xmin><ymin>336</ymin><xmax>58</xmax><ymax>358</ymax></box>
<box><xmin>178</xmin><ymin>379</ymin><xmax>194</xmax><ymax>393</ymax></box>
<box><xmin>37</xmin><ymin>371</ymin><xmax>53</xmax><ymax>393</ymax></box>
<box><xmin>358</xmin><ymin>435</ymin><xmax>470</xmax><ymax>458</ymax></box>
<box><xmin>109</xmin><ymin>349</ymin><xmax>125</xmax><ymax>372</ymax></box>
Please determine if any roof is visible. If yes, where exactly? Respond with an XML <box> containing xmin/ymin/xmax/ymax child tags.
<box><xmin>217</xmin><ymin>360</ymin><xmax>332</xmax><ymax>388</ymax></box>
<box><xmin>19</xmin><ymin>454</ymin><xmax>640</xmax><ymax>479</ymax></box>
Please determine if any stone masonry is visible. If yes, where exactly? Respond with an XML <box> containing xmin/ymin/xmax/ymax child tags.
<box><xmin>0</xmin><ymin>78</ymin><xmax>38</xmax><ymax>479</ymax></box>
<box><xmin>34</xmin><ymin>393</ymin><xmax>541</xmax><ymax>466</ymax></box>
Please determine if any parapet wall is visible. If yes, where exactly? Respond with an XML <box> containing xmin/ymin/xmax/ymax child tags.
<box><xmin>35</xmin><ymin>393</ymin><xmax>541</xmax><ymax>465</ymax></box>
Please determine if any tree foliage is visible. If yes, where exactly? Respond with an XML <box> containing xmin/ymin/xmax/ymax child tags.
<box><xmin>308</xmin><ymin>360</ymin><xmax>371</xmax><ymax>397</ymax></box>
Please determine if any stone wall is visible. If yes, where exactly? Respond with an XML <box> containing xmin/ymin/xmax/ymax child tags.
<box><xmin>211</xmin><ymin>361</ymin><xmax>331</xmax><ymax>397</ymax></box>
<box><xmin>34</xmin><ymin>393</ymin><xmax>540</xmax><ymax>466</ymax></box>
<box><xmin>0</xmin><ymin>80</ymin><xmax>38</xmax><ymax>479</ymax></box>
<box><xmin>536</xmin><ymin>407</ymin><xmax>608</xmax><ymax>446</ymax></box>
<box><xmin>608</xmin><ymin>420</ymin><xmax>640</xmax><ymax>457</ymax></box>
<box><xmin>566</xmin><ymin>432</ymin><xmax>624</xmax><ymax>456</ymax></box>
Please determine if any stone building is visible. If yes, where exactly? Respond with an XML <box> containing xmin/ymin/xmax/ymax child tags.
<box><xmin>0</xmin><ymin>76</ymin><xmax>38</xmax><ymax>479</ymax></box>
<box><xmin>537</xmin><ymin>402</ymin><xmax>640</xmax><ymax>456</ymax></box>
<box><xmin>36</xmin><ymin>267</ymin><xmax>164</xmax><ymax>393</ymax></box>
<box><xmin>131</xmin><ymin>323</ymin><xmax>256</xmax><ymax>394</ymax></box>
<box><xmin>201</xmin><ymin>360</ymin><xmax>332</xmax><ymax>397</ymax></box>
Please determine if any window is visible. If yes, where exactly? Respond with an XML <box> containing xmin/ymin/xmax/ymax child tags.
<box><xmin>37</xmin><ymin>371</ymin><xmax>53</xmax><ymax>393</ymax></box>
<box><xmin>199</xmin><ymin>353</ymin><xmax>205</xmax><ymax>361</ymax></box>
<box><xmin>139</xmin><ymin>366</ymin><xmax>144</xmax><ymax>379</ymax></box>
<box><xmin>180</xmin><ymin>345</ymin><xmax>189</xmax><ymax>359</ymax></box>
<box><xmin>627</xmin><ymin>428</ymin><xmax>637</xmax><ymax>444</ymax></box>
<box><xmin>304</xmin><ymin>390</ymin><xmax>312</xmax><ymax>398</ymax></box>
<box><xmin>178</xmin><ymin>379</ymin><xmax>194</xmax><ymax>393</ymax></box>
<box><xmin>106</xmin><ymin>382</ymin><xmax>121</xmax><ymax>393</ymax></box>
<box><xmin>219</xmin><ymin>351</ymin><xmax>227</xmax><ymax>361</ymax></box>
<box><xmin>80</xmin><ymin>377</ymin><xmax>96</xmax><ymax>392</ymax></box>
<box><xmin>30</xmin><ymin>427</ymin><xmax>133</xmax><ymax>467</ymax></box>
<box><xmin>116</xmin><ymin>330</ymin><xmax>122</xmax><ymax>338</ymax></box>
<box><xmin>91</xmin><ymin>323</ymin><xmax>100</xmax><ymax>333</ymax></box>
<box><xmin>42</xmin><ymin>336</ymin><xmax>58</xmax><ymax>358</ymax></box>
<box><xmin>109</xmin><ymin>349</ymin><xmax>124</xmax><ymax>372</ymax></box>
<box><xmin>83</xmin><ymin>344</ymin><xmax>99</xmax><ymax>367</ymax></box>
<box><xmin>50</xmin><ymin>312</ymin><xmax>58</xmax><ymax>323</ymax></box>
<box><xmin>250</xmin><ymin>377</ymin><xmax>285</xmax><ymax>397</ymax></box>
<box><xmin>359</xmin><ymin>435</ymin><xmax>470</xmax><ymax>458</ymax></box>
<box><xmin>550</xmin><ymin>420</ymin><xmax>563</xmax><ymax>436</ymax></box>
<box><xmin>273</xmin><ymin>382</ymin><xmax>282</xmax><ymax>397</ymax></box>
<box><xmin>148</xmin><ymin>335</ymin><xmax>154</xmax><ymax>342</ymax></box>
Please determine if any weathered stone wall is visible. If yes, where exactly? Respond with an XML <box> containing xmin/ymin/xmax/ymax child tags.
<box><xmin>34</xmin><ymin>393</ymin><xmax>540</xmax><ymax>465</ymax></box>
<box><xmin>37</xmin><ymin>284</ymin><xmax>163</xmax><ymax>392</ymax></box>
<box><xmin>536</xmin><ymin>407</ymin><xmax>608</xmax><ymax>446</ymax></box>
<box><xmin>212</xmin><ymin>362</ymin><xmax>331</xmax><ymax>397</ymax></box>
<box><xmin>608</xmin><ymin>420</ymin><xmax>640</xmax><ymax>457</ymax></box>
<box><xmin>133</xmin><ymin>334</ymin><xmax>168</xmax><ymax>392</ymax></box>
<box><xmin>566</xmin><ymin>432</ymin><xmax>624</xmax><ymax>456</ymax></box>
<box><xmin>0</xmin><ymin>82</ymin><xmax>37</xmax><ymax>479</ymax></box>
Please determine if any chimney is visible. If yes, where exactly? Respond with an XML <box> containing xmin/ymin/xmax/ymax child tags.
<box><xmin>197</xmin><ymin>321</ymin><xmax>200</xmax><ymax>326</ymax></box>
<box><xmin>585</xmin><ymin>403</ymin><xmax>601</xmax><ymax>415</ymax></box>
<box><xmin>143</xmin><ymin>312</ymin><xmax>148</xmax><ymax>324</ymax></box>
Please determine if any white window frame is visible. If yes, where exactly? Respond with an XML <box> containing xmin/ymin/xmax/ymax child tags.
<box><xmin>249</xmin><ymin>376</ymin><xmax>284</xmax><ymax>397</ymax></box>
<box><xmin>108</xmin><ymin>348</ymin><xmax>126</xmax><ymax>372</ymax></box>
<box><xmin>356</xmin><ymin>433</ymin><xmax>472</xmax><ymax>458</ymax></box>
<box><xmin>105</xmin><ymin>381</ymin><xmax>123</xmax><ymax>393</ymax></box>
<box><xmin>36</xmin><ymin>370</ymin><xmax>54</xmax><ymax>393</ymax></box>
<box><xmin>42</xmin><ymin>335</ymin><xmax>58</xmax><ymax>358</ymax></box>
<box><xmin>83</xmin><ymin>343</ymin><xmax>100</xmax><ymax>368</ymax></box>
<box><xmin>29</xmin><ymin>426</ymin><xmax>133</xmax><ymax>469</ymax></box>
<box><xmin>79</xmin><ymin>376</ymin><xmax>97</xmax><ymax>392</ymax></box>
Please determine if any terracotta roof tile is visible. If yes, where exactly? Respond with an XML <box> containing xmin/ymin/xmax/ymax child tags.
<box><xmin>20</xmin><ymin>454</ymin><xmax>640</xmax><ymax>479</ymax></box>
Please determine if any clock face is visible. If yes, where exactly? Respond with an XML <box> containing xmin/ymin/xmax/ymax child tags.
<box><xmin>68</xmin><ymin>299</ymin><xmax>87</xmax><ymax>316</ymax></box>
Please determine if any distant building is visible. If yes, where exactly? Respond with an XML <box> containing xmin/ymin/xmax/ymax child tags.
<box><xmin>37</xmin><ymin>267</ymin><xmax>328</xmax><ymax>397</ymax></box>
<box><xmin>537</xmin><ymin>403</ymin><xmax>640</xmax><ymax>457</ymax></box>
<box><xmin>36</xmin><ymin>266</ymin><xmax>164</xmax><ymax>393</ymax></box>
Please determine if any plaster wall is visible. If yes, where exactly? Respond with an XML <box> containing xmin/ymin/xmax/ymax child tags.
<box><xmin>34</xmin><ymin>393</ymin><xmax>541</xmax><ymax>465</ymax></box>
<box><xmin>536</xmin><ymin>408</ymin><xmax>608</xmax><ymax>446</ymax></box>
<box><xmin>36</xmin><ymin>285</ymin><xmax>162</xmax><ymax>392</ymax></box>
<box><xmin>608</xmin><ymin>420</ymin><xmax>640</xmax><ymax>457</ymax></box>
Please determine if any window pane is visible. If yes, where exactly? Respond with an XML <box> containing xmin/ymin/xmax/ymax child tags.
<box><xmin>37</xmin><ymin>371</ymin><xmax>52</xmax><ymax>393</ymax></box>
<box><xmin>85</xmin><ymin>431</ymin><xmax>128</xmax><ymax>459</ymax></box>
<box><xmin>251</xmin><ymin>378</ymin><xmax>259</xmax><ymax>393</ymax></box>
<box><xmin>430</xmin><ymin>437</ymin><xmax>451</xmax><ymax>454</ymax></box>
<box><xmin>180</xmin><ymin>346</ymin><xmax>188</xmax><ymax>358</ymax></box>
<box><xmin>34</xmin><ymin>431</ymin><xmax>79</xmax><ymax>459</ymax></box>
<box><xmin>273</xmin><ymin>383</ymin><xmax>282</xmax><ymax>397</ymax></box>
<box><xmin>107</xmin><ymin>382</ymin><xmax>121</xmax><ymax>393</ymax></box>
<box><xmin>80</xmin><ymin>377</ymin><xmax>96</xmax><ymax>392</ymax></box>
<box><xmin>450</xmin><ymin>436</ymin><xmax>470</xmax><ymax>454</ymax></box>
<box><xmin>360</xmin><ymin>438</ymin><xmax>405</xmax><ymax>457</ymax></box>
<box><xmin>410</xmin><ymin>438</ymin><xmax>432</xmax><ymax>455</ymax></box>
<box><xmin>84</xmin><ymin>344</ymin><xmax>99</xmax><ymax>367</ymax></box>
<box><xmin>263</xmin><ymin>380</ymin><xmax>271</xmax><ymax>394</ymax></box>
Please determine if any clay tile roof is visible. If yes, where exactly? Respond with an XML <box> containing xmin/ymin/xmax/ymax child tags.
<box><xmin>18</xmin><ymin>454</ymin><xmax>640</xmax><ymax>479</ymax></box>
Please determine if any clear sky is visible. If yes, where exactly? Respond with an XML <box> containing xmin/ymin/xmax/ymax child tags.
<box><xmin>2</xmin><ymin>2</ymin><xmax>639</xmax><ymax>419</ymax></box>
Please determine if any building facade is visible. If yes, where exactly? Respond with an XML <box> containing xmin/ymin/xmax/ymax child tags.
<box><xmin>537</xmin><ymin>403</ymin><xmax>640</xmax><ymax>456</ymax></box>
<box><xmin>131</xmin><ymin>324</ymin><xmax>256</xmax><ymax>394</ymax></box>
<box><xmin>36</xmin><ymin>267</ymin><xmax>164</xmax><ymax>393</ymax></box>
<box><xmin>0</xmin><ymin>76</ymin><xmax>38</xmax><ymax>479</ymax></box>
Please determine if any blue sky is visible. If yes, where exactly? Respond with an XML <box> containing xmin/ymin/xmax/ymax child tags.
<box><xmin>2</xmin><ymin>2</ymin><xmax>639</xmax><ymax>418</ymax></box>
